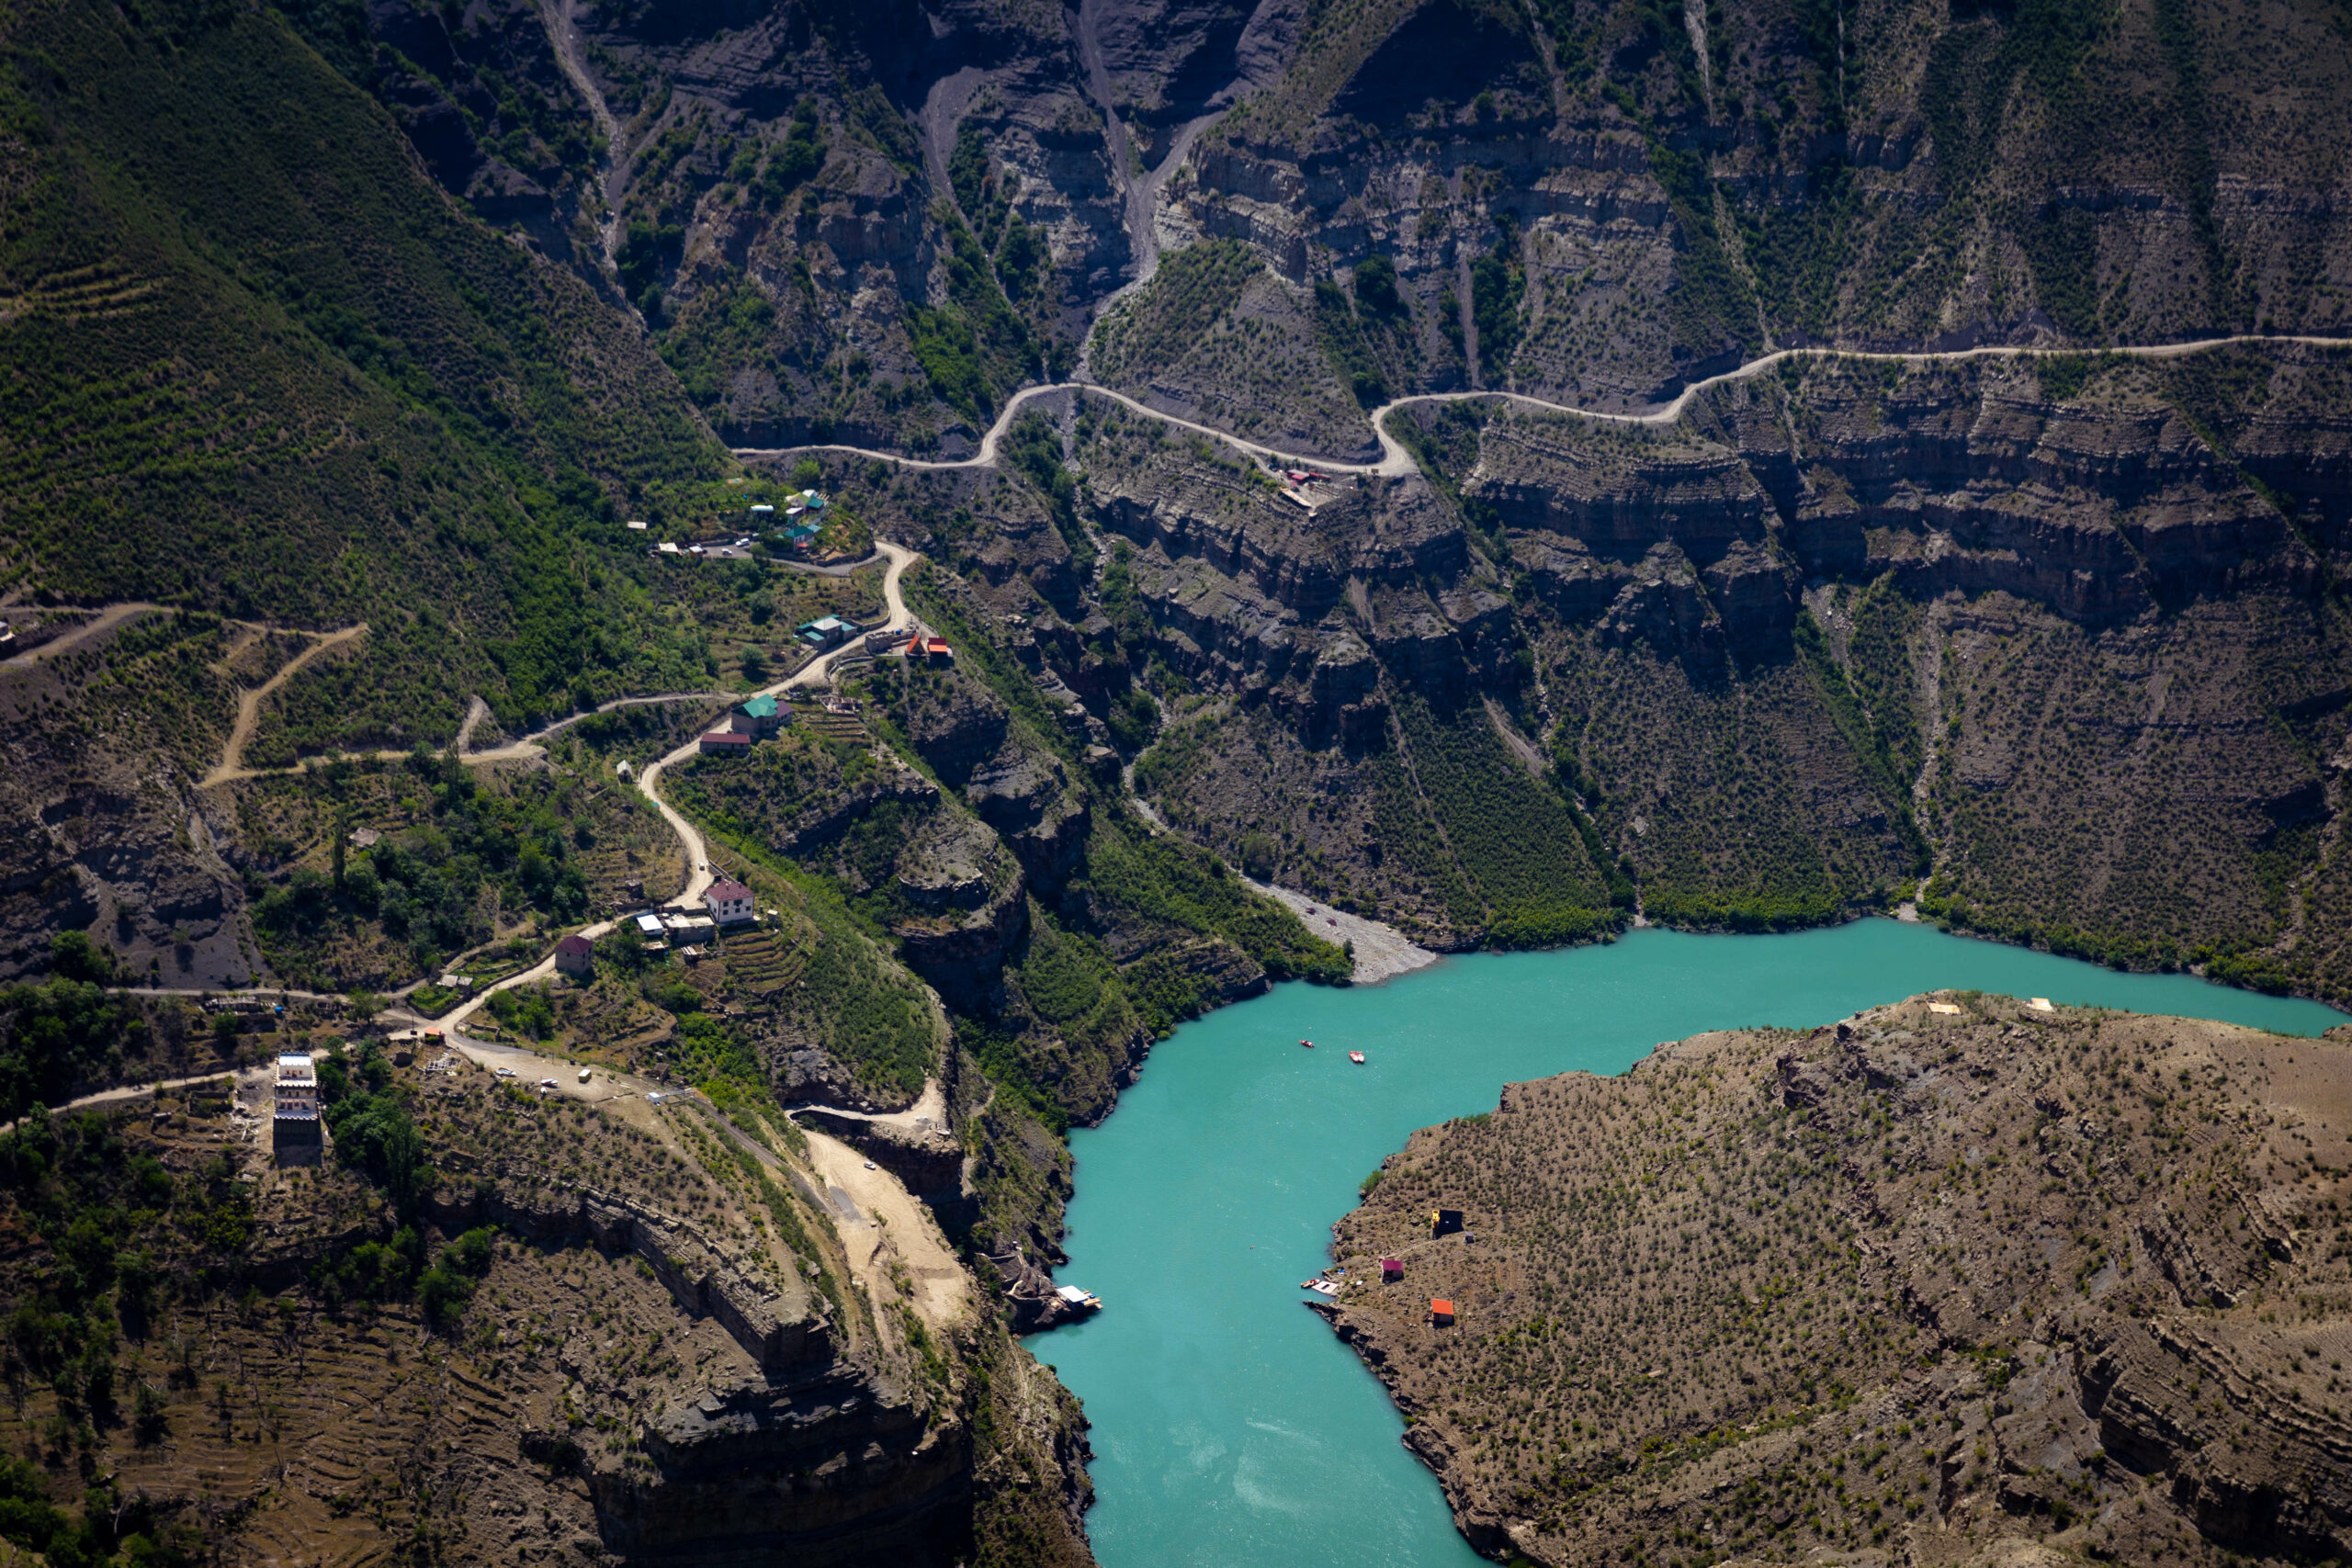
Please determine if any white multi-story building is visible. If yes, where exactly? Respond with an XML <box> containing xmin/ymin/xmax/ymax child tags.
<box><xmin>705</xmin><ymin>878</ymin><xmax>757</xmax><ymax>927</ymax></box>
<box><xmin>275</xmin><ymin>1055</ymin><xmax>318</xmax><ymax>1121</ymax></box>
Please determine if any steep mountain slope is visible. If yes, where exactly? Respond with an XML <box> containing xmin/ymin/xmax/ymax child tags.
<box><xmin>1324</xmin><ymin>997</ymin><xmax>2352</xmax><ymax>1567</ymax></box>
<box><xmin>284</xmin><ymin>0</ymin><xmax>2352</xmax><ymax>458</ymax></box>
<box><xmin>0</xmin><ymin>0</ymin><xmax>725</xmax><ymax>713</ymax></box>
<box><xmin>0</xmin><ymin>1033</ymin><xmax>1095</xmax><ymax>1565</ymax></box>
<box><xmin>797</xmin><ymin>345</ymin><xmax>2352</xmax><ymax>1003</ymax></box>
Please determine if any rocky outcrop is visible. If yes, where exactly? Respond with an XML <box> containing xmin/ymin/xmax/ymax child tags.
<box><xmin>600</xmin><ymin>1365</ymin><xmax>971</xmax><ymax>1565</ymax></box>
<box><xmin>1321</xmin><ymin>999</ymin><xmax>2352</xmax><ymax>1567</ymax></box>
<box><xmin>428</xmin><ymin>1159</ymin><xmax>836</xmax><ymax>1376</ymax></box>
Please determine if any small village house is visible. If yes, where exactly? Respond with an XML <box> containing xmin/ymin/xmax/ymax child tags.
<box><xmin>796</xmin><ymin>615</ymin><xmax>853</xmax><ymax>649</ymax></box>
<box><xmin>274</xmin><ymin>1054</ymin><xmax>321</xmax><ymax>1158</ymax></box>
<box><xmin>697</xmin><ymin>729</ymin><xmax>751</xmax><ymax>757</ymax></box>
<box><xmin>1430</xmin><ymin>1299</ymin><xmax>1455</xmax><ymax>1327</ymax></box>
<box><xmin>1380</xmin><ymin>1258</ymin><xmax>1404</xmax><ymax>1281</ymax></box>
<box><xmin>899</xmin><ymin>635</ymin><xmax>954</xmax><ymax>663</ymax></box>
<box><xmin>731</xmin><ymin>694</ymin><xmax>786</xmax><ymax>737</ymax></box>
<box><xmin>275</xmin><ymin>1054</ymin><xmax>318</xmax><ymax>1122</ymax></box>
<box><xmin>705</xmin><ymin>878</ymin><xmax>756</xmax><ymax>927</ymax></box>
<box><xmin>554</xmin><ymin>932</ymin><xmax>594</xmax><ymax>978</ymax></box>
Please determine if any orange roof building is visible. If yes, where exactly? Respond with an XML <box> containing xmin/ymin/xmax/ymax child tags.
<box><xmin>1430</xmin><ymin>1299</ymin><xmax>1455</xmax><ymax>1325</ymax></box>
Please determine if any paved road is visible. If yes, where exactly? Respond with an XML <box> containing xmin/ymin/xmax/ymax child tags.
<box><xmin>731</xmin><ymin>333</ymin><xmax>2352</xmax><ymax>478</ymax></box>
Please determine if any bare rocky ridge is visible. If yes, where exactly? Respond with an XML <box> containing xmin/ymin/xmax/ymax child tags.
<box><xmin>1324</xmin><ymin>997</ymin><xmax>2352</xmax><ymax>1567</ymax></box>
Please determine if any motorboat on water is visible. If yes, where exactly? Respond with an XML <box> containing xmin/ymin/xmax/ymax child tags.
<box><xmin>1349</xmin><ymin>1051</ymin><xmax>1366</xmax><ymax>1064</ymax></box>
<box><xmin>1299</xmin><ymin>1038</ymin><xmax>1314</xmax><ymax>1048</ymax></box>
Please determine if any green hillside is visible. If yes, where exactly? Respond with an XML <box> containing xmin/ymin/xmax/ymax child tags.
<box><xmin>0</xmin><ymin>0</ymin><xmax>727</xmax><ymax>734</ymax></box>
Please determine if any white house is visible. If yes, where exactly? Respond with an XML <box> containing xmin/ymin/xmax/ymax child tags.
<box><xmin>274</xmin><ymin>1055</ymin><xmax>318</xmax><ymax>1122</ymax></box>
<box><xmin>705</xmin><ymin>878</ymin><xmax>756</xmax><ymax>927</ymax></box>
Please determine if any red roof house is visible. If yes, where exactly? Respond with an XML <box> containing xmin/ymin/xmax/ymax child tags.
<box><xmin>554</xmin><ymin>932</ymin><xmax>594</xmax><ymax>977</ymax></box>
<box><xmin>705</xmin><ymin>878</ymin><xmax>756</xmax><ymax>926</ymax></box>
<box><xmin>1430</xmin><ymin>1299</ymin><xmax>1455</xmax><ymax>1326</ymax></box>
<box><xmin>698</xmin><ymin>730</ymin><xmax>751</xmax><ymax>756</ymax></box>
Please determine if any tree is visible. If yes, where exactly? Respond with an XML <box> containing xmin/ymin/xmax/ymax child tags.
<box><xmin>49</xmin><ymin>931</ymin><xmax>112</xmax><ymax>984</ymax></box>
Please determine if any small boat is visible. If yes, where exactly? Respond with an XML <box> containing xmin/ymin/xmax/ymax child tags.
<box><xmin>1055</xmin><ymin>1284</ymin><xmax>1102</xmax><ymax>1312</ymax></box>
<box><xmin>1349</xmin><ymin>1051</ymin><xmax>1366</xmax><ymax>1065</ymax></box>
<box><xmin>1299</xmin><ymin>1038</ymin><xmax>1314</xmax><ymax>1048</ymax></box>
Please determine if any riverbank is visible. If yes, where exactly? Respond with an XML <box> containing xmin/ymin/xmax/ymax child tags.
<box><xmin>1242</xmin><ymin>879</ymin><xmax>1438</xmax><ymax>985</ymax></box>
<box><xmin>1329</xmin><ymin>994</ymin><xmax>2352</xmax><ymax>1565</ymax></box>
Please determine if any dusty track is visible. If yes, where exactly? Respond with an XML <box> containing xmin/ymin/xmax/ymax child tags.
<box><xmin>377</xmin><ymin>540</ymin><xmax>917</xmax><ymax>1035</ymax></box>
<box><xmin>201</xmin><ymin>624</ymin><xmax>368</xmax><ymax>786</ymax></box>
<box><xmin>732</xmin><ymin>333</ymin><xmax>2352</xmax><ymax>477</ymax></box>
<box><xmin>0</xmin><ymin>603</ymin><xmax>163</xmax><ymax>669</ymax></box>
<box><xmin>636</xmin><ymin>540</ymin><xmax>917</xmax><ymax>907</ymax></box>
<box><xmin>800</xmin><ymin>1124</ymin><xmax>969</xmax><ymax>1333</ymax></box>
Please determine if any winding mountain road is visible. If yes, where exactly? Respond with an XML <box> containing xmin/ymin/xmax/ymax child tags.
<box><xmin>410</xmin><ymin>540</ymin><xmax>918</xmax><ymax>1036</ymax></box>
<box><xmin>55</xmin><ymin>333</ymin><xmax>2352</xmax><ymax>1030</ymax></box>
<box><xmin>731</xmin><ymin>333</ymin><xmax>2352</xmax><ymax>478</ymax></box>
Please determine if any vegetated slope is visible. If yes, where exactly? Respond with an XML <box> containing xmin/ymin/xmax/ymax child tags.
<box><xmin>1088</xmin><ymin>239</ymin><xmax>1380</xmax><ymax>461</ymax></box>
<box><xmin>0</xmin><ymin>1028</ymin><xmax>1091</xmax><ymax>1566</ymax></box>
<box><xmin>0</xmin><ymin>0</ymin><xmax>725</xmax><ymax>717</ymax></box>
<box><xmin>271</xmin><ymin>0</ymin><xmax>1114</xmax><ymax>453</ymax></box>
<box><xmin>1324</xmin><ymin>996</ymin><xmax>2352</xmax><ymax>1568</ymax></box>
<box><xmin>1050</xmin><ymin>345</ymin><xmax>2352</xmax><ymax>999</ymax></box>
<box><xmin>0</xmin><ymin>0</ymin><xmax>752</xmax><ymax>982</ymax></box>
<box><xmin>245</xmin><ymin>0</ymin><xmax>2352</xmax><ymax>454</ymax></box>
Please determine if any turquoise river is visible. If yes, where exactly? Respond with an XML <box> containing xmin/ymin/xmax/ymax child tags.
<box><xmin>1035</xmin><ymin>918</ymin><xmax>2348</xmax><ymax>1568</ymax></box>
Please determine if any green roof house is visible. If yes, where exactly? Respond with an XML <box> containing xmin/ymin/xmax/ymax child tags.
<box><xmin>731</xmin><ymin>693</ymin><xmax>786</xmax><ymax>737</ymax></box>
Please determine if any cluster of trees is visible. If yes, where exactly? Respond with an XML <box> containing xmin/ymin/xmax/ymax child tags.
<box><xmin>254</xmin><ymin>750</ymin><xmax>593</xmax><ymax>980</ymax></box>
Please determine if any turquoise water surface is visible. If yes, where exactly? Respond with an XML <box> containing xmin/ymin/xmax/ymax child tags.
<box><xmin>1038</xmin><ymin>919</ymin><xmax>2346</xmax><ymax>1568</ymax></box>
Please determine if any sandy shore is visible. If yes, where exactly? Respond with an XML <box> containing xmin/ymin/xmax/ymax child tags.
<box><xmin>1245</xmin><ymin>879</ymin><xmax>1440</xmax><ymax>985</ymax></box>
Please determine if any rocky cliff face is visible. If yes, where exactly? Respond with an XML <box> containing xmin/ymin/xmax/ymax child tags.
<box><xmin>1322</xmin><ymin>998</ymin><xmax>2352</xmax><ymax>1567</ymax></box>
<box><xmin>901</xmin><ymin>345</ymin><xmax>2352</xmax><ymax>997</ymax></box>
<box><xmin>288</xmin><ymin>0</ymin><xmax>2352</xmax><ymax>457</ymax></box>
<box><xmin>0</xmin><ymin>1043</ymin><xmax>1094</xmax><ymax>1568</ymax></box>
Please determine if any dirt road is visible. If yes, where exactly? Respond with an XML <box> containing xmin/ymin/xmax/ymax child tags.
<box><xmin>734</xmin><ymin>333</ymin><xmax>2352</xmax><ymax>477</ymax></box>
<box><xmin>201</xmin><ymin>624</ymin><xmax>368</xmax><ymax>786</ymax></box>
<box><xmin>0</xmin><ymin>603</ymin><xmax>162</xmax><ymax>670</ymax></box>
<box><xmin>800</xmin><ymin>1124</ymin><xmax>969</xmax><ymax>1334</ymax></box>
<box><xmin>636</xmin><ymin>539</ymin><xmax>918</xmax><ymax>907</ymax></box>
